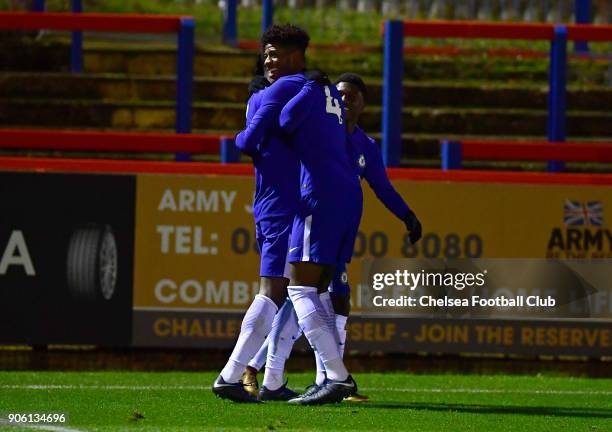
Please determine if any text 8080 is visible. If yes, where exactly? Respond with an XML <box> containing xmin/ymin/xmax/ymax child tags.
<box><xmin>353</xmin><ymin>232</ymin><xmax>482</xmax><ymax>258</ymax></box>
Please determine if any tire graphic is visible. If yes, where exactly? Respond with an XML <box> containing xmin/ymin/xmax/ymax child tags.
<box><xmin>67</xmin><ymin>224</ymin><xmax>118</xmax><ymax>301</ymax></box>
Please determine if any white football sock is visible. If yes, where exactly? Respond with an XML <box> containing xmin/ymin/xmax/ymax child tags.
<box><xmin>313</xmin><ymin>292</ymin><xmax>336</xmax><ymax>385</ymax></box>
<box><xmin>262</xmin><ymin>299</ymin><xmax>302</xmax><ymax>390</ymax></box>
<box><xmin>248</xmin><ymin>338</ymin><xmax>268</xmax><ymax>371</ymax></box>
<box><xmin>266</xmin><ymin>298</ymin><xmax>301</xmax><ymax>370</ymax></box>
<box><xmin>262</xmin><ymin>367</ymin><xmax>285</xmax><ymax>391</ymax></box>
<box><xmin>314</xmin><ymin>350</ymin><xmax>326</xmax><ymax>385</ymax></box>
<box><xmin>319</xmin><ymin>292</ymin><xmax>339</xmax><ymax>339</ymax></box>
<box><xmin>319</xmin><ymin>291</ymin><xmax>334</xmax><ymax>316</ymax></box>
<box><xmin>288</xmin><ymin>286</ymin><xmax>348</xmax><ymax>382</ymax></box>
<box><xmin>220</xmin><ymin>294</ymin><xmax>278</xmax><ymax>383</ymax></box>
<box><xmin>336</xmin><ymin>314</ymin><xmax>348</xmax><ymax>358</ymax></box>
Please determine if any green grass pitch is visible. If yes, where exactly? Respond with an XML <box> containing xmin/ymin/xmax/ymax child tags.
<box><xmin>0</xmin><ymin>371</ymin><xmax>611</xmax><ymax>431</ymax></box>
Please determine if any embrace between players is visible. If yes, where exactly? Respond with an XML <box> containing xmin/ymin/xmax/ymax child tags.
<box><xmin>212</xmin><ymin>23</ymin><xmax>422</xmax><ymax>406</ymax></box>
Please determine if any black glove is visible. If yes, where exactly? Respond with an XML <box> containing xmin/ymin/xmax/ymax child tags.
<box><xmin>304</xmin><ymin>68</ymin><xmax>331</xmax><ymax>86</ymax></box>
<box><xmin>248</xmin><ymin>75</ymin><xmax>270</xmax><ymax>97</ymax></box>
<box><xmin>403</xmin><ymin>209</ymin><xmax>422</xmax><ymax>244</ymax></box>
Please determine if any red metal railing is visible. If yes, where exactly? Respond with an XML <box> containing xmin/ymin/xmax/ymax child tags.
<box><xmin>1</xmin><ymin>156</ymin><xmax>610</xmax><ymax>186</ymax></box>
<box><xmin>441</xmin><ymin>139</ymin><xmax>612</xmax><ymax>170</ymax></box>
<box><xmin>0</xmin><ymin>128</ymin><xmax>240</xmax><ymax>162</ymax></box>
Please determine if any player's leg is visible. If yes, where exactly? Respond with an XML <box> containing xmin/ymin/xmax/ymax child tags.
<box><xmin>259</xmin><ymin>285</ymin><xmax>343</xmax><ymax>400</ymax></box>
<box><xmin>247</xmin><ymin>338</ymin><xmax>268</xmax><ymax>374</ymax></box>
<box><xmin>242</xmin><ymin>277</ymin><xmax>292</xmax><ymax>399</ymax></box>
<box><xmin>262</xmin><ymin>273</ymin><xmax>339</xmax><ymax>395</ymax></box>
<box><xmin>243</xmin><ymin>339</ymin><xmax>267</xmax><ymax>397</ymax></box>
<box><xmin>238</xmin><ymin>220</ymin><xmax>302</xmax><ymax>401</ymax></box>
<box><xmin>329</xmin><ymin>264</ymin><xmax>369</xmax><ymax>402</ymax></box>
<box><xmin>329</xmin><ymin>265</ymin><xmax>350</xmax><ymax>357</ymax></box>
<box><xmin>285</xmin><ymin>206</ymin><xmax>357</xmax><ymax>405</ymax></box>
<box><xmin>287</xmin><ymin>261</ymin><xmax>357</xmax><ymax>405</ymax></box>
<box><xmin>213</xmin><ymin>219</ymin><xmax>290</xmax><ymax>403</ymax></box>
<box><xmin>331</xmin><ymin>210</ymin><xmax>362</xmax><ymax>361</ymax></box>
<box><xmin>312</xmin><ymin>289</ymin><xmax>336</xmax><ymax>381</ymax></box>
<box><xmin>260</xmin><ymin>265</ymin><xmax>345</xmax><ymax>400</ymax></box>
<box><xmin>307</xmin><ymin>264</ymin><xmax>349</xmax><ymax>393</ymax></box>
<box><xmin>214</xmin><ymin>274</ymin><xmax>286</xmax><ymax>402</ymax></box>
<box><xmin>258</xmin><ymin>297</ymin><xmax>302</xmax><ymax>400</ymax></box>
<box><xmin>292</xmin><ymin>207</ymin><xmax>364</xmax><ymax>404</ymax></box>
<box><xmin>246</xmin><ymin>228</ymin><xmax>293</xmax><ymax>378</ymax></box>
<box><xmin>259</xmin><ymin>240</ymin><xmax>317</xmax><ymax>400</ymax></box>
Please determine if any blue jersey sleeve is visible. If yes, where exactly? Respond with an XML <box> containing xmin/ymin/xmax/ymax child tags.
<box><xmin>245</xmin><ymin>91</ymin><xmax>262</xmax><ymax>125</ymax></box>
<box><xmin>235</xmin><ymin>92</ymin><xmax>262</xmax><ymax>156</ymax></box>
<box><xmin>236</xmin><ymin>78</ymin><xmax>302</xmax><ymax>155</ymax></box>
<box><xmin>278</xmin><ymin>80</ymin><xmax>319</xmax><ymax>135</ymax></box>
<box><xmin>363</xmin><ymin>137</ymin><xmax>411</xmax><ymax>221</ymax></box>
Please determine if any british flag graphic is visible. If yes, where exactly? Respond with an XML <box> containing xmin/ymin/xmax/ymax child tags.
<box><xmin>564</xmin><ymin>200</ymin><xmax>604</xmax><ymax>227</ymax></box>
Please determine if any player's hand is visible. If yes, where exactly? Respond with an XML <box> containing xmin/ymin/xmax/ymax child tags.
<box><xmin>403</xmin><ymin>209</ymin><xmax>422</xmax><ymax>244</ymax></box>
<box><xmin>248</xmin><ymin>75</ymin><xmax>270</xmax><ymax>96</ymax></box>
<box><xmin>304</xmin><ymin>68</ymin><xmax>331</xmax><ymax>86</ymax></box>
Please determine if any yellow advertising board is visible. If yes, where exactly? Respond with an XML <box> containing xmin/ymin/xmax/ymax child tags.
<box><xmin>132</xmin><ymin>173</ymin><xmax>612</xmax><ymax>351</ymax></box>
<box><xmin>134</xmin><ymin>174</ymin><xmax>260</xmax><ymax>312</ymax></box>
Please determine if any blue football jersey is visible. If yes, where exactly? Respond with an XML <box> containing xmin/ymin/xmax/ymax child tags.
<box><xmin>279</xmin><ymin>80</ymin><xmax>361</xmax><ymax>203</ymax></box>
<box><xmin>235</xmin><ymin>74</ymin><xmax>306</xmax><ymax>221</ymax></box>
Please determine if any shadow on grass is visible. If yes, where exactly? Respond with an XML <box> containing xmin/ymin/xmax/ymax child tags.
<box><xmin>356</xmin><ymin>402</ymin><xmax>612</xmax><ymax>419</ymax></box>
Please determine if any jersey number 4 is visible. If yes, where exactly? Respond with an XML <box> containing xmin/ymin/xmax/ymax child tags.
<box><xmin>324</xmin><ymin>86</ymin><xmax>343</xmax><ymax>125</ymax></box>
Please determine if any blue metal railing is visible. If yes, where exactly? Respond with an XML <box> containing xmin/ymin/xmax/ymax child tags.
<box><xmin>70</xmin><ymin>0</ymin><xmax>83</xmax><ymax>73</ymax></box>
<box><xmin>547</xmin><ymin>26</ymin><xmax>568</xmax><ymax>172</ymax></box>
<box><xmin>575</xmin><ymin>0</ymin><xmax>592</xmax><ymax>52</ymax></box>
<box><xmin>382</xmin><ymin>20</ymin><xmax>404</xmax><ymax>168</ymax></box>
<box><xmin>32</xmin><ymin>0</ymin><xmax>44</xmax><ymax>12</ymax></box>
<box><xmin>176</xmin><ymin>18</ymin><xmax>195</xmax><ymax>135</ymax></box>
<box><xmin>381</xmin><ymin>19</ymin><xmax>612</xmax><ymax>172</ymax></box>
<box><xmin>262</xmin><ymin>0</ymin><xmax>273</xmax><ymax>33</ymax></box>
<box><xmin>222</xmin><ymin>0</ymin><xmax>238</xmax><ymax>46</ymax></box>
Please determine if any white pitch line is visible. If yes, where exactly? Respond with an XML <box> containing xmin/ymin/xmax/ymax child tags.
<box><xmin>0</xmin><ymin>385</ymin><xmax>205</xmax><ymax>391</ymax></box>
<box><xmin>0</xmin><ymin>418</ymin><xmax>85</xmax><ymax>432</ymax></box>
<box><xmin>1</xmin><ymin>384</ymin><xmax>611</xmax><ymax>396</ymax></box>
<box><xmin>360</xmin><ymin>387</ymin><xmax>612</xmax><ymax>396</ymax></box>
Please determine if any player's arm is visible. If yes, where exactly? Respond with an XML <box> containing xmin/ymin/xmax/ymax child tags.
<box><xmin>278</xmin><ymin>80</ymin><xmax>319</xmax><ymax>135</ymax></box>
<box><xmin>235</xmin><ymin>94</ymin><xmax>266</xmax><ymax>156</ymax></box>
<box><xmin>235</xmin><ymin>94</ymin><xmax>262</xmax><ymax>156</ymax></box>
<box><xmin>363</xmin><ymin>138</ymin><xmax>422</xmax><ymax>243</ymax></box>
<box><xmin>236</xmin><ymin>79</ymin><xmax>299</xmax><ymax>153</ymax></box>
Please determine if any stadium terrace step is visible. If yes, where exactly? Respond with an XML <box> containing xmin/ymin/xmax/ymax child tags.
<box><xmin>1</xmin><ymin>37</ymin><xmax>611</xmax><ymax>169</ymax></box>
<box><xmin>3</xmin><ymin>99</ymin><xmax>612</xmax><ymax>138</ymax></box>
<box><xmin>2</xmin><ymin>37</ymin><xmax>611</xmax><ymax>85</ymax></box>
<box><xmin>0</xmin><ymin>73</ymin><xmax>252</xmax><ymax>105</ymax></box>
<box><xmin>3</xmin><ymin>73</ymin><xmax>612</xmax><ymax>110</ymax></box>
